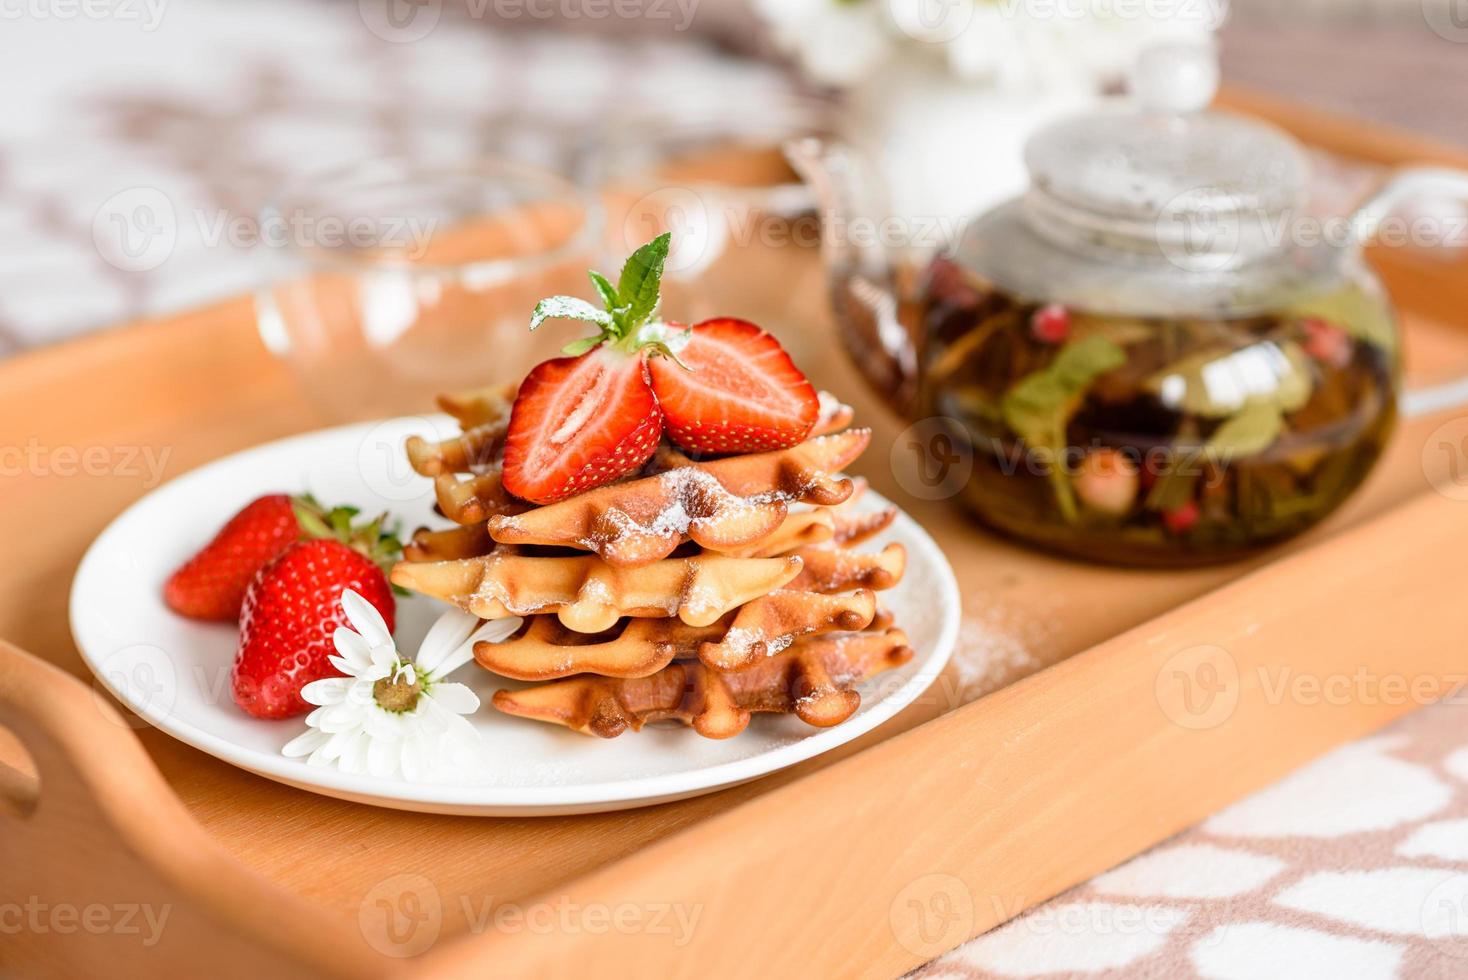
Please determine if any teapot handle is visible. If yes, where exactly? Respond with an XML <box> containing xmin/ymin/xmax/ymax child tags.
<box><xmin>1352</xmin><ymin>168</ymin><xmax>1468</xmax><ymax>417</ymax></box>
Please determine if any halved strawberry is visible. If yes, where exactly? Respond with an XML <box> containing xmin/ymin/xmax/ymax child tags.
<box><xmin>501</xmin><ymin>346</ymin><xmax>663</xmax><ymax>504</ymax></box>
<box><xmin>647</xmin><ymin>318</ymin><xmax>819</xmax><ymax>455</ymax></box>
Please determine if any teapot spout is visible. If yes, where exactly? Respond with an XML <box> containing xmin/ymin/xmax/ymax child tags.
<box><xmin>785</xmin><ymin>138</ymin><xmax>919</xmax><ymax>414</ymax></box>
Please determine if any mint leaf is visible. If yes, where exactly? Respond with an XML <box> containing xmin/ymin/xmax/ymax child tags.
<box><xmin>530</xmin><ymin>296</ymin><xmax>613</xmax><ymax>332</ymax></box>
<box><xmin>616</xmin><ymin>232</ymin><xmax>671</xmax><ymax>331</ymax></box>
<box><xmin>588</xmin><ymin>271</ymin><xmax>620</xmax><ymax>314</ymax></box>
<box><xmin>560</xmin><ymin>336</ymin><xmax>602</xmax><ymax>357</ymax></box>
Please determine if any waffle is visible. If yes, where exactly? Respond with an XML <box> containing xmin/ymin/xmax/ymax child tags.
<box><xmin>476</xmin><ymin>588</ymin><xmax>878</xmax><ymax>680</ymax></box>
<box><xmin>714</xmin><ymin>480</ymin><xmax>897</xmax><ymax>559</ymax></box>
<box><xmin>490</xmin><ymin>628</ymin><xmax>914</xmax><ymax>739</ymax></box>
<box><xmin>788</xmin><ymin>542</ymin><xmax>907</xmax><ymax>594</ymax></box>
<box><xmin>436</xmin><ymin>383</ymin><xmax>519</xmax><ymax>428</ymax></box>
<box><xmin>406</xmin><ymin>383</ymin><xmax>516</xmax><ymax>477</ymax></box>
<box><xmin>486</xmin><ymin>429</ymin><xmax>872</xmax><ymax>566</ymax></box>
<box><xmin>402</xmin><ymin>523</ymin><xmax>493</xmax><ymax>563</ymax></box>
<box><xmin>403</xmin><ymin>491</ymin><xmax>894</xmax><ymax>565</ymax></box>
<box><xmin>390</xmin><ymin>550</ymin><xmax>804</xmax><ymax>633</ymax></box>
<box><xmin>413</xmin><ymin>388</ymin><xmax>852</xmax><ymax>526</ymax></box>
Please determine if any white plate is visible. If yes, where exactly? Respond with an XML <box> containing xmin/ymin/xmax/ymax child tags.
<box><xmin>70</xmin><ymin>418</ymin><xmax>959</xmax><ymax>816</ymax></box>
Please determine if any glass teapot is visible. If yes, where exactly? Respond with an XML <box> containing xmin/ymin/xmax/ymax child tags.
<box><xmin>789</xmin><ymin>43</ymin><xmax>1468</xmax><ymax>567</ymax></box>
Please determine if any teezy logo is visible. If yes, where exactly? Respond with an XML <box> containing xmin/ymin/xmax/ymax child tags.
<box><xmin>890</xmin><ymin>873</ymin><xmax>975</xmax><ymax>958</ymax></box>
<box><xmin>359</xmin><ymin>874</ymin><xmax>443</xmax><ymax>958</ymax></box>
<box><xmin>1155</xmin><ymin>644</ymin><xmax>1239</xmax><ymax>731</ymax></box>
<box><xmin>92</xmin><ymin>187</ymin><xmax>177</xmax><ymax>272</ymax></box>
<box><xmin>358</xmin><ymin>0</ymin><xmax>442</xmax><ymax>42</ymax></box>
<box><xmin>892</xmin><ymin>418</ymin><xmax>974</xmax><ymax>501</ymax></box>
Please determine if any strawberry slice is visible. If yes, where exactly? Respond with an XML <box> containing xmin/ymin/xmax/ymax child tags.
<box><xmin>501</xmin><ymin>346</ymin><xmax>663</xmax><ymax>504</ymax></box>
<box><xmin>647</xmin><ymin>318</ymin><xmax>819</xmax><ymax>455</ymax></box>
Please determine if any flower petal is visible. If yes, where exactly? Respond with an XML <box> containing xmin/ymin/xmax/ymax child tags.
<box><xmin>415</xmin><ymin>608</ymin><xmax>480</xmax><ymax>675</ymax></box>
<box><xmin>300</xmin><ymin>677</ymin><xmax>350</xmax><ymax>706</ymax></box>
<box><xmin>318</xmin><ymin>702</ymin><xmax>364</xmax><ymax>734</ymax></box>
<box><xmin>428</xmin><ymin>682</ymin><xmax>480</xmax><ymax>716</ymax></box>
<box><xmin>367</xmin><ymin>734</ymin><xmax>399</xmax><ymax>779</ymax></box>
<box><xmin>400</xmin><ymin>733</ymin><xmax>432</xmax><ymax>783</ymax></box>
<box><xmin>317</xmin><ymin>730</ymin><xmax>350</xmax><ymax>762</ymax></box>
<box><xmin>339</xmin><ymin>731</ymin><xmax>371</xmax><ymax>774</ymax></box>
<box><xmin>332</xmin><ymin>626</ymin><xmax>373</xmax><ymax>673</ymax></box>
<box><xmin>282</xmin><ymin>727</ymin><xmax>330</xmax><ymax>758</ymax></box>
<box><xmin>434</xmin><ymin>616</ymin><xmax>526</xmax><ymax>679</ymax></box>
<box><xmin>364</xmin><ymin>707</ymin><xmax>405</xmax><ymax>741</ymax></box>
<box><xmin>341</xmin><ymin>589</ymin><xmax>392</xmax><ymax>648</ymax></box>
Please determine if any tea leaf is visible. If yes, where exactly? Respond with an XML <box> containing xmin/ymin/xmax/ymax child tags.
<box><xmin>1001</xmin><ymin>335</ymin><xmax>1126</xmax><ymax>521</ymax></box>
<box><xmin>1145</xmin><ymin>465</ymin><xmax>1199</xmax><ymax>513</ymax></box>
<box><xmin>1205</xmin><ymin>401</ymin><xmax>1285</xmax><ymax>463</ymax></box>
<box><xmin>1146</xmin><ymin>341</ymin><xmax>1313</xmax><ymax>418</ymax></box>
<box><xmin>1048</xmin><ymin>334</ymin><xmax>1129</xmax><ymax>387</ymax></box>
<box><xmin>1070</xmin><ymin>315</ymin><xmax>1156</xmax><ymax>347</ymax></box>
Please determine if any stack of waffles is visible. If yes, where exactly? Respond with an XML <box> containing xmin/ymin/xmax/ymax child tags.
<box><xmin>391</xmin><ymin>387</ymin><xmax>915</xmax><ymax>739</ymax></box>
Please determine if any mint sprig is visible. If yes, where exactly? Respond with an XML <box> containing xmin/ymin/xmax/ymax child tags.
<box><xmin>528</xmin><ymin>233</ymin><xmax>686</xmax><ymax>362</ymax></box>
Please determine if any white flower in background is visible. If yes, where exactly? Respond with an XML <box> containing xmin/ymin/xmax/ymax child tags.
<box><xmin>751</xmin><ymin>0</ymin><xmax>893</xmax><ymax>88</ymax></box>
<box><xmin>755</xmin><ymin>0</ymin><xmax>1226</xmax><ymax>93</ymax></box>
<box><xmin>282</xmin><ymin>589</ymin><xmax>520</xmax><ymax>782</ymax></box>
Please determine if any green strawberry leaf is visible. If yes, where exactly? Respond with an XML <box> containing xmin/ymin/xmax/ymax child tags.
<box><xmin>616</xmin><ymin>232</ymin><xmax>671</xmax><ymax>331</ymax></box>
<box><xmin>530</xmin><ymin>296</ymin><xmax>614</xmax><ymax>333</ymax></box>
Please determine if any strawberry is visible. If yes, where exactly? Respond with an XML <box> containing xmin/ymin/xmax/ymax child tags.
<box><xmin>505</xmin><ymin>233</ymin><xmax>819</xmax><ymax>497</ymax></box>
<box><xmin>165</xmin><ymin>494</ymin><xmax>304</xmax><ymax>621</ymax></box>
<box><xmin>231</xmin><ymin>514</ymin><xmax>400</xmax><ymax>720</ymax></box>
<box><xmin>501</xmin><ymin>346</ymin><xmax>663</xmax><ymax>504</ymax></box>
<box><xmin>501</xmin><ymin>233</ymin><xmax>678</xmax><ymax>503</ymax></box>
<box><xmin>647</xmin><ymin>318</ymin><xmax>818</xmax><ymax>455</ymax></box>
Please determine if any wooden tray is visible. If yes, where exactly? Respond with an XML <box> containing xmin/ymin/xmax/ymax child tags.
<box><xmin>5</xmin><ymin>88</ymin><xmax>1468</xmax><ymax>979</ymax></box>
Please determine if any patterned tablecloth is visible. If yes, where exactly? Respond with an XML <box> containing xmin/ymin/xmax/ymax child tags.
<box><xmin>6</xmin><ymin>3</ymin><xmax>1468</xmax><ymax>977</ymax></box>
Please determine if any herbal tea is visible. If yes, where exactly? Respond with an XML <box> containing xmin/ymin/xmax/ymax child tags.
<box><xmin>919</xmin><ymin>259</ymin><xmax>1400</xmax><ymax>565</ymax></box>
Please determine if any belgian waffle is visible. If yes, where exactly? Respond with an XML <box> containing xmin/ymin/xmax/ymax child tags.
<box><xmin>475</xmin><ymin>589</ymin><xmax>878</xmax><ymax>680</ymax></box>
<box><xmin>390</xmin><ymin>550</ymin><xmax>805</xmax><ymax>633</ymax></box>
<box><xmin>490</xmin><ymin>629</ymin><xmax>915</xmax><ymax>739</ymax></box>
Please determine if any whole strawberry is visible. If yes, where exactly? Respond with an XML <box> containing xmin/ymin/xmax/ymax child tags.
<box><xmin>165</xmin><ymin>494</ymin><xmax>315</xmax><ymax>621</ymax></box>
<box><xmin>231</xmin><ymin>512</ymin><xmax>400</xmax><ymax>720</ymax></box>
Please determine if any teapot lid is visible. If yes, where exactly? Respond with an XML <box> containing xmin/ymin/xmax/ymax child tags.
<box><xmin>955</xmin><ymin>42</ymin><xmax>1347</xmax><ymax>318</ymax></box>
<box><xmin>1025</xmin><ymin>43</ymin><xmax>1311</xmax><ymax>236</ymax></box>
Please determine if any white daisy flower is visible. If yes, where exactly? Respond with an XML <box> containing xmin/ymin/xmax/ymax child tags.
<box><xmin>281</xmin><ymin>589</ymin><xmax>520</xmax><ymax>782</ymax></box>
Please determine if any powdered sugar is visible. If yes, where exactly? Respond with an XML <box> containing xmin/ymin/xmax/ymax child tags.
<box><xmin>950</xmin><ymin>594</ymin><xmax>1053</xmax><ymax>703</ymax></box>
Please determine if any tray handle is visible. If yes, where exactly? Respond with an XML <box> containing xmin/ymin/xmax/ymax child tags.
<box><xmin>0</xmin><ymin>639</ymin><xmax>385</xmax><ymax>980</ymax></box>
<box><xmin>0</xmin><ymin>754</ymin><xmax>39</xmax><ymax>818</ymax></box>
